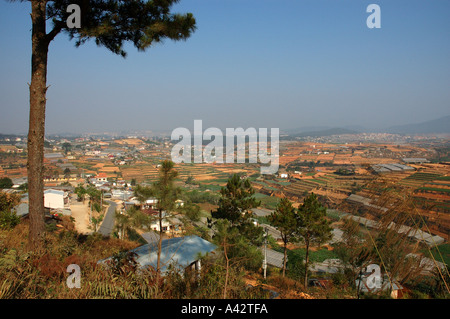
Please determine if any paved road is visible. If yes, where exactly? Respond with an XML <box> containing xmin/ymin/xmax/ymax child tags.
<box><xmin>98</xmin><ymin>200</ymin><xmax>117</xmax><ymax>236</ymax></box>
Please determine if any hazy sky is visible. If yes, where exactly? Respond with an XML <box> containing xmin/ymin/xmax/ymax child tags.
<box><xmin>0</xmin><ymin>0</ymin><xmax>449</xmax><ymax>135</ymax></box>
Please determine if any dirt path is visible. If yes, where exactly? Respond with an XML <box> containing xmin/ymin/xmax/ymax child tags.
<box><xmin>69</xmin><ymin>195</ymin><xmax>92</xmax><ymax>234</ymax></box>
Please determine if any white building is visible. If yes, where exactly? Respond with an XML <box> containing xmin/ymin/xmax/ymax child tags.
<box><xmin>149</xmin><ymin>211</ymin><xmax>182</xmax><ymax>233</ymax></box>
<box><xmin>95</xmin><ymin>173</ymin><xmax>108</xmax><ymax>182</ymax></box>
<box><xmin>150</xmin><ymin>218</ymin><xmax>172</xmax><ymax>232</ymax></box>
<box><xmin>146</xmin><ymin>197</ymin><xmax>158</xmax><ymax>206</ymax></box>
<box><xmin>44</xmin><ymin>189</ymin><xmax>66</xmax><ymax>209</ymax></box>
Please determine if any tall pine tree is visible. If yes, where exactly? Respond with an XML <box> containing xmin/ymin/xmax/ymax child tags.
<box><xmin>8</xmin><ymin>0</ymin><xmax>196</xmax><ymax>250</ymax></box>
<box><xmin>296</xmin><ymin>193</ymin><xmax>332</xmax><ymax>288</ymax></box>
<box><xmin>212</xmin><ymin>174</ymin><xmax>263</xmax><ymax>245</ymax></box>
<box><xmin>268</xmin><ymin>197</ymin><xmax>298</xmax><ymax>277</ymax></box>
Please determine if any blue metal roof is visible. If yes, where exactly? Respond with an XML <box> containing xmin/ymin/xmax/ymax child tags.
<box><xmin>14</xmin><ymin>202</ymin><xmax>29</xmax><ymax>217</ymax></box>
<box><xmin>130</xmin><ymin>235</ymin><xmax>216</xmax><ymax>273</ymax></box>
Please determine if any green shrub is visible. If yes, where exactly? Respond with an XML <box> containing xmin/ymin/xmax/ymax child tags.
<box><xmin>286</xmin><ymin>251</ymin><xmax>307</xmax><ymax>281</ymax></box>
<box><xmin>0</xmin><ymin>210</ymin><xmax>20</xmax><ymax>230</ymax></box>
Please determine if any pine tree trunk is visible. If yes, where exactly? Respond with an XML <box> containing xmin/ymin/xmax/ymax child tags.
<box><xmin>283</xmin><ymin>243</ymin><xmax>288</xmax><ymax>277</ymax></box>
<box><xmin>356</xmin><ymin>269</ymin><xmax>362</xmax><ymax>299</ymax></box>
<box><xmin>304</xmin><ymin>240</ymin><xmax>310</xmax><ymax>289</ymax></box>
<box><xmin>28</xmin><ymin>0</ymin><xmax>49</xmax><ymax>251</ymax></box>
<box><xmin>155</xmin><ymin>209</ymin><xmax>163</xmax><ymax>297</ymax></box>
<box><xmin>223</xmin><ymin>242</ymin><xmax>229</xmax><ymax>299</ymax></box>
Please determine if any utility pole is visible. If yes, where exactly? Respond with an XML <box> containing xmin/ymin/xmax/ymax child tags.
<box><xmin>263</xmin><ymin>227</ymin><xmax>268</xmax><ymax>280</ymax></box>
<box><xmin>89</xmin><ymin>194</ymin><xmax>92</xmax><ymax>225</ymax></box>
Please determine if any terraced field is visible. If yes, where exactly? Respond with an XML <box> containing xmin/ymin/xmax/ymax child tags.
<box><xmin>283</xmin><ymin>180</ymin><xmax>318</xmax><ymax>197</ymax></box>
<box><xmin>413</xmin><ymin>197</ymin><xmax>450</xmax><ymax>213</ymax></box>
<box><xmin>252</xmin><ymin>192</ymin><xmax>280</xmax><ymax>210</ymax></box>
<box><xmin>399</xmin><ymin>172</ymin><xmax>443</xmax><ymax>188</ymax></box>
<box><xmin>251</xmin><ymin>170</ymin><xmax>374</xmax><ymax>201</ymax></box>
<box><xmin>120</xmin><ymin>161</ymin><xmax>259</xmax><ymax>185</ymax></box>
<box><xmin>120</xmin><ymin>164</ymin><xmax>159</xmax><ymax>182</ymax></box>
<box><xmin>415</xmin><ymin>180</ymin><xmax>450</xmax><ymax>205</ymax></box>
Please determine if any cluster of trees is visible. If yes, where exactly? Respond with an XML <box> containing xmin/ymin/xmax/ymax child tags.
<box><xmin>183</xmin><ymin>189</ymin><xmax>219</xmax><ymax>206</ymax></box>
<box><xmin>0</xmin><ymin>177</ymin><xmax>26</xmax><ymax>192</ymax></box>
<box><xmin>120</xmin><ymin>170</ymin><xmax>333</xmax><ymax>297</ymax></box>
<box><xmin>0</xmin><ymin>177</ymin><xmax>13</xmax><ymax>189</ymax></box>
<box><xmin>61</xmin><ymin>142</ymin><xmax>72</xmax><ymax>154</ymax></box>
<box><xmin>114</xmin><ymin>206</ymin><xmax>152</xmax><ymax>241</ymax></box>
<box><xmin>74</xmin><ymin>184</ymin><xmax>104</xmax><ymax>231</ymax></box>
<box><xmin>334</xmin><ymin>168</ymin><xmax>355</xmax><ymax>176</ymax></box>
<box><xmin>1</xmin><ymin>163</ymin><xmax>449</xmax><ymax>298</ymax></box>
<box><xmin>209</xmin><ymin>174</ymin><xmax>265</xmax><ymax>298</ymax></box>
<box><xmin>111</xmin><ymin>162</ymin><xmax>259</xmax><ymax>297</ymax></box>
<box><xmin>206</xmin><ymin>174</ymin><xmax>335</xmax><ymax>295</ymax></box>
<box><xmin>286</xmin><ymin>160</ymin><xmax>335</xmax><ymax>172</ymax></box>
<box><xmin>268</xmin><ymin>194</ymin><xmax>332</xmax><ymax>287</ymax></box>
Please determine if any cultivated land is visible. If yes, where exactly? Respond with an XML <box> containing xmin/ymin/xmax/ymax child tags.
<box><xmin>1</xmin><ymin>133</ymin><xmax>449</xmax><ymax>239</ymax></box>
<box><xmin>1</xmin><ymin>132</ymin><xmax>449</xmax><ymax>299</ymax></box>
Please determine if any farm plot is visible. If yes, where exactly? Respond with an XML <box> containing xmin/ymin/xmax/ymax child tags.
<box><xmin>400</xmin><ymin>172</ymin><xmax>443</xmax><ymax>188</ymax></box>
<box><xmin>332</xmin><ymin>154</ymin><xmax>353</xmax><ymax>165</ymax></box>
<box><xmin>416</xmin><ymin>185</ymin><xmax>450</xmax><ymax>198</ymax></box>
<box><xmin>283</xmin><ymin>180</ymin><xmax>318</xmax><ymax>197</ymax></box>
<box><xmin>120</xmin><ymin>164</ymin><xmax>159</xmax><ymax>182</ymax></box>
<box><xmin>316</xmin><ymin>153</ymin><xmax>335</xmax><ymax>162</ymax></box>
<box><xmin>252</xmin><ymin>192</ymin><xmax>280</xmax><ymax>210</ymax></box>
<box><xmin>279</xmin><ymin>155</ymin><xmax>301</xmax><ymax>166</ymax></box>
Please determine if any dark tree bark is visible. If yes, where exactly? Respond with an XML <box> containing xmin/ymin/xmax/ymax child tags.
<box><xmin>15</xmin><ymin>0</ymin><xmax>196</xmax><ymax>252</ymax></box>
<box><xmin>282</xmin><ymin>240</ymin><xmax>288</xmax><ymax>277</ymax></box>
<box><xmin>304</xmin><ymin>237</ymin><xmax>310</xmax><ymax>289</ymax></box>
<box><xmin>155</xmin><ymin>208</ymin><xmax>163</xmax><ymax>297</ymax></box>
<box><xmin>27</xmin><ymin>0</ymin><xmax>50</xmax><ymax>251</ymax></box>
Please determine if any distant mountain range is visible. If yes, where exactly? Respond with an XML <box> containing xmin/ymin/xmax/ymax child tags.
<box><xmin>386</xmin><ymin>115</ymin><xmax>450</xmax><ymax>134</ymax></box>
<box><xmin>282</xmin><ymin>115</ymin><xmax>450</xmax><ymax>138</ymax></box>
<box><xmin>2</xmin><ymin>116</ymin><xmax>449</xmax><ymax>139</ymax></box>
<box><xmin>285</xmin><ymin>127</ymin><xmax>358</xmax><ymax>138</ymax></box>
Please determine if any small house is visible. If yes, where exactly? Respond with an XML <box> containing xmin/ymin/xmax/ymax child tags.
<box><xmin>95</xmin><ymin>173</ymin><xmax>108</xmax><ymax>182</ymax></box>
<box><xmin>99</xmin><ymin>235</ymin><xmax>216</xmax><ymax>275</ymax></box>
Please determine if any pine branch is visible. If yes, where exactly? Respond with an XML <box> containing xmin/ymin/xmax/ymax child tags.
<box><xmin>46</xmin><ymin>19</ymin><xmax>64</xmax><ymax>44</ymax></box>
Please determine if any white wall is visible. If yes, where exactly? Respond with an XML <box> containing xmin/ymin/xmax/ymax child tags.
<box><xmin>44</xmin><ymin>191</ymin><xmax>65</xmax><ymax>209</ymax></box>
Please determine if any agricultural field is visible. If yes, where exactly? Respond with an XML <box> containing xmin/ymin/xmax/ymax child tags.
<box><xmin>1</xmin><ymin>136</ymin><xmax>448</xmax><ymax>239</ymax></box>
<box><xmin>427</xmin><ymin>243</ymin><xmax>450</xmax><ymax>266</ymax></box>
<box><xmin>114</xmin><ymin>138</ymin><xmax>146</xmax><ymax>146</ymax></box>
<box><xmin>395</xmin><ymin>165</ymin><xmax>450</xmax><ymax>217</ymax></box>
<box><xmin>400</xmin><ymin>172</ymin><xmax>443</xmax><ymax>188</ymax></box>
<box><xmin>270</xmin><ymin>141</ymin><xmax>450</xmax><ymax>239</ymax></box>
<box><xmin>0</xmin><ymin>152</ymin><xmax>27</xmax><ymax>179</ymax></box>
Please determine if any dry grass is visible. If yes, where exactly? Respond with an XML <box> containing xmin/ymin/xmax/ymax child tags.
<box><xmin>0</xmin><ymin>218</ymin><xmax>268</xmax><ymax>299</ymax></box>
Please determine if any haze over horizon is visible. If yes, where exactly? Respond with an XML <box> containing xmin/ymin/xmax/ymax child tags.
<box><xmin>1</xmin><ymin>0</ymin><xmax>449</xmax><ymax>135</ymax></box>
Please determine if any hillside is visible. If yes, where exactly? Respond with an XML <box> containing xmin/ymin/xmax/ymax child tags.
<box><xmin>286</xmin><ymin>127</ymin><xmax>359</xmax><ymax>139</ymax></box>
<box><xmin>387</xmin><ymin>115</ymin><xmax>450</xmax><ymax>134</ymax></box>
